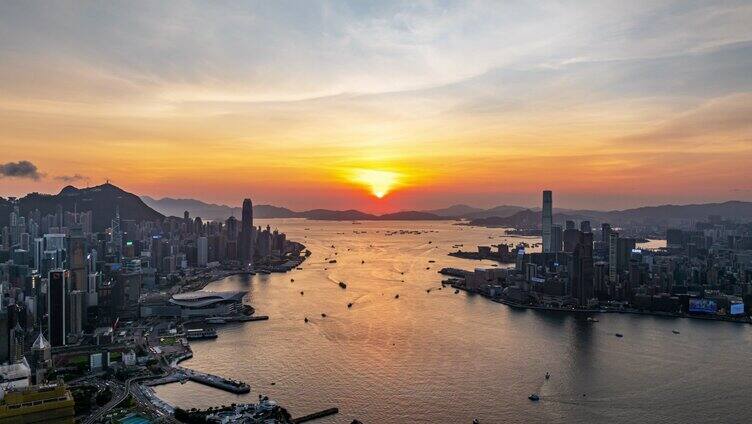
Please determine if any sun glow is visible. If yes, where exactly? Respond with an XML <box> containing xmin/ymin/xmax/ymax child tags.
<box><xmin>350</xmin><ymin>169</ymin><xmax>401</xmax><ymax>198</ymax></box>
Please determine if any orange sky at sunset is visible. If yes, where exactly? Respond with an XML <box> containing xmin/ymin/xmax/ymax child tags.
<box><xmin>2</xmin><ymin>2</ymin><xmax>752</xmax><ymax>212</ymax></box>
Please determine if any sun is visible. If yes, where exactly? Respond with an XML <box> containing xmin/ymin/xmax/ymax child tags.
<box><xmin>350</xmin><ymin>169</ymin><xmax>400</xmax><ymax>198</ymax></box>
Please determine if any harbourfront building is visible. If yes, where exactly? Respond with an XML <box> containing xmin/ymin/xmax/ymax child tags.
<box><xmin>166</xmin><ymin>290</ymin><xmax>247</xmax><ymax>318</ymax></box>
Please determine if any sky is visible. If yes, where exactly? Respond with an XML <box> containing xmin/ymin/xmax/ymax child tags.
<box><xmin>1</xmin><ymin>1</ymin><xmax>752</xmax><ymax>212</ymax></box>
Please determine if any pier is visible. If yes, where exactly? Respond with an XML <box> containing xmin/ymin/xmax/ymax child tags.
<box><xmin>179</xmin><ymin>366</ymin><xmax>251</xmax><ymax>393</ymax></box>
<box><xmin>292</xmin><ymin>407</ymin><xmax>339</xmax><ymax>423</ymax></box>
<box><xmin>146</xmin><ymin>367</ymin><xmax>251</xmax><ymax>394</ymax></box>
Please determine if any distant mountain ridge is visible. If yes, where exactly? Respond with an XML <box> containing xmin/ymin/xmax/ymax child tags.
<box><xmin>0</xmin><ymin>183</ymin><xmax>163</xmax><ymax>231</ymax></box>
<box><xmin>469</xmin><ymin>201</ymin><xmax>752</xmax><ymax>228</ymax></box>
<box><xmin>140</xmin><ymin>196</ymin><xmax>296</xmax><ymax>220</ymax></box>
<box><xmin>142</xmin><ymin>197</ymin><xmax>446</xmax><ymax>221</ymax></box>
<box><xmin>4</xmin><ymin>187</ymin><xmax>747</xmax><ymax>231</ymax></box>
<box><xmin>141</xmin><ymin>196</ymin><xmax>752</xmax><ymax>225</ymax></box>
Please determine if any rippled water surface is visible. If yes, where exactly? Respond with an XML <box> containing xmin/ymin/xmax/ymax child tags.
<box><xmin>154</xmin><ymin>220</ymin><xmax>750</xmax><ymax>423</ymax></box>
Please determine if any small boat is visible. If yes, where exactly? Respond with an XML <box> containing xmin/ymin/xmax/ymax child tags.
<box><xmin>394</xmin><ymin>294</ymin><xmax>399</xmax><ymax>299</ymax></box>
<box><xmin>428</xmin><ymin>260</ymin><xmax>435</xmax><ymax>263</ymax></box>
<box><xmin>339</xmin><ymin>282</ymin><xmax>347</xmax><ymax>289</ymax></box>
<box><xmin>672</xmin><ymin>330</ymin><xmax>680</xmax><ymax>334</ymax></box>
<box><xmin>361</xmin><ymin>260</ymin><xmax>365</xmax><ymax>264</ymax></box>
<box><xmin>528</xmin><ymin>394</ymin><xmax>540</xmax><ymax>401</ymax></box>
<box><xmin>473</xmin><ymin>419</ymin><xmax>480</xmax><ymax>424</ymax></box>
<box><xmin>290</xmin><ymin>278</ymin><xmax>294</xmax><ymax>282</ymax></box>
<box><xmin>347</xmin><ymin>303</ymin><xmax>353</xmax><ymax>308</ymax></box>
<box><xmin>426</xmin><ymin>289</ymin><xmax>431</xmax><ymax>293</ymax></box>
<box><xmin>455</xmin><ymin>289</ymin><xmax>460</xmax><ymax>294</ymax></box>
<box><xmin>321</xmin><ymin>313</ymin><xmax>327</xmax><ymax>318</ymax></box>
<box><xmin>615</xmin><ymin>333</ymin><xmax>624</xmax><ymax>338</ymax></box>
<box><xmin>300</xmin><ymin>291</ymin><xmax>304</xmax><ymax>295</ymax></box>
<box><xmin>587</xmin><ymin>317</ymin><xmax>599</xmax><ymax>322</ymax></box>
<box><xmin>426</xmin><ymin>267</ymin><xmax>430</xmax><ymax>270</ymax></box>
<box><xmin>304</xmin><ymin>317</ymin><xmax>308</xmax><ymax>323</ymax></box>
<box><xmin>329</xmin><ymin>260</ymin><xmax>337</xmax><ymax>264</ymax></box>
<box><xmin>545</xmin><ymin>372</ymin><xmax>550</xmax><ymax>379</ymax></box>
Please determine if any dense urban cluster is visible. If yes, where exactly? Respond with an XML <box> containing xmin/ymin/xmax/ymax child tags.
<box><xmin>450</xmin><ymin>191</ymin><xmax>752</xmax><ymax>320</ymax></box>
<box><xmin>0</xmin><ymin>193</ymin><xmax>303</xmax><ymax>423</ymax></box>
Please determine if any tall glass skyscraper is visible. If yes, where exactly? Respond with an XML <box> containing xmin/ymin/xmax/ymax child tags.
<box><xmin>240</xmin><ymin>198</ymin><xmax>254</xmax><ymax>265</ymax></box>
<box><xmin>542</xmin><ymin>190</ymin><xmax>553</xmax><ymax>253</ymax></box>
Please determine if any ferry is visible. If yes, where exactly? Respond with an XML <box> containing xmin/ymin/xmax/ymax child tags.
<box><xmin>186</xmin><ymin>328</ymin><xmax>218</xmax><ymax>340</ymax></box>
<box><xmin>329</xmin><ymin>259</ymin><xmax>337</xmax><ymax>264</ymax></box>
<box><xmin>672</xmin><ymin>330</ymin><xmax>680</xmax><ymax>334</ymax></box>
<box><xmin>528</xmin><ymin>394</ymin><xmax>540</xmax><ymax>401</ymax></box>
<box><xmin>615</xmin><ymin>333</ymin><xmax>624</xmax><ymax>338</ymax></box>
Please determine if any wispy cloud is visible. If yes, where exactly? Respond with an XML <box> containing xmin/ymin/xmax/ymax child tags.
<box><xmin>0</xmin><ymin>160</ymin><xmax>42</xmax><ymax>180</ymax></box>
<box><xmin>55</xmin><ymin>173</ymin><xmax>87</xmax><ymax>183</ymax></box>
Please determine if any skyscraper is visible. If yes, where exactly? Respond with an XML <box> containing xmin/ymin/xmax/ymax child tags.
<box><xmin>569</xmin><ymin>231</ymin><xmax>594</xmax><ymax>306</ymax></box>
<box><xmin>551</xmin><ymin>224</ymin><xmax>563</xmax><ymax>253</ymax></box>
<box><xmin>542</xmin><ymin>190</ymin><xmax>553</xmax><ymax>253</ymax></box>
<box><xmin>580</xmin><ymin>220</ymin><xmax>592</xmax><ymax>233</ymax></box>
<box><xmin>240</xmin><ymin>198</ymin><xmax>254</xmax><ymax>265</ymax></box>
<box><xmin>197</xmin><ymin>236</ymin><xmax>208</xmax><ymax>267</ymax></box>
<box><xmin>47</xmin><ymin>270</ymin><xmax>67</xmax><ymax>347</ymax></box>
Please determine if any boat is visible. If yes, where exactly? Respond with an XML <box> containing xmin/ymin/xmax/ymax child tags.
<box><xmin>394</xmin><ymin>294</ymin><xmax>399</xmax><ymax>299</ymax></box>
<box><xmin>587</xmin><ymin>317</ymin><xmax>599</xmax><ymax>322</ymax></box>
<box><xmin>528</xmin><ymin>394</ymin><xmax>540</xmax><ymax>401</ymax></box>
<box><xmin>428</xmin><ymin>260</ymin><xmax>435</xmax><ymax>263</ymax></box>
<box><xmin>361</xmin><ymin>260</ymin><xmax>365</xmax><ymax>264</ymax></box>
<box><xmin>455</xmin><ymin>289</ymin><xmax>460</xmax><ymax>294</ymax></box>
<box><xmin>290</xmin><ymin>278</ymin><xmax>294</xmax><ymax>282</ymax></box>
<box><xmin>339</xmin><ymin>282</ymin><xmax>347</xmax><ymax>289</ymax></box>
<box><xmin>426</xmin><ymin>289</ymin><xmax>431</xmax><ymax>293</ymax></box>
<box><xmin>545</xmin><ymin>372</ymin><xmax>550</xmax><ymax>379</ymax></box>
<box><xmin>304</xmin><ymin>317</ymin><xmax>308</xmax><ymax>323</ymax></box>
<box><xmin>347</xmin><ymin>302</ymin><xmax>353</xmax><ymax>308</ymax></box>
<box><xmin>321</xmin><ymin>313</ymin><xmax>327</xmax><ymax>318</ymax></box>
<box><xmin>473</xmin><ymin>419</ymin><xmax>480</xmax><ymax>424</ymax></box>
<box><xmin>300</xmin><ymin>291</ymin><xmax>304</xmax><ymax>295</ymax></box>
<box><xmin>185</xmin><ymin>328</ymin><xmax>218</xmax><ymax>340</ymax></box>
<box><xmin>329</xmin><ymin>260</ymin><xmax>337</xmax><ymax>264</ymax></box>
<box><xmin>672</xmin><ymin>330</ymin><xmax>680</xmax><ymax>334</ymax></box>
<box><xmin>615</xmin><ymin>333</ymin><xmax>624</xmax><ymax>338</ymax></box>
<box><xmin>206</xmin><ymin>317</ymin><xmax>226</xmax><ymax>324</ymax></box>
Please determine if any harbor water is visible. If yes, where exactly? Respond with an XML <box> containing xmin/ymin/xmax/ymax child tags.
<box><xmin>154</xmin><ymin>220</ymin><xmax>751</xmax><ymax>423</ymax></box>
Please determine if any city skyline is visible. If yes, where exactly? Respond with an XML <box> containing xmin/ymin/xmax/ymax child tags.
<box><xmin>2</xmin><ymin>1</ymin><xmax>752</xmax><ymax>212</ymax></box>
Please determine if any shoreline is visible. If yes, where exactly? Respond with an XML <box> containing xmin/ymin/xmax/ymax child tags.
<box><xmin>452</xmin><ymin>285</ymin><xmax>751</xmax><ymax>325</ymax></box>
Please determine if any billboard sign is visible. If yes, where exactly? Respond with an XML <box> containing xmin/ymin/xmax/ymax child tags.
<box><xmin>730</xmin><ymin>302</ymin><xmax>745</xmax><ymax>316</ymax></box>
<box><xmin>689</xmin><ymin>298</ymin><xmax>717</xmax><ymax>314</ymax></box>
